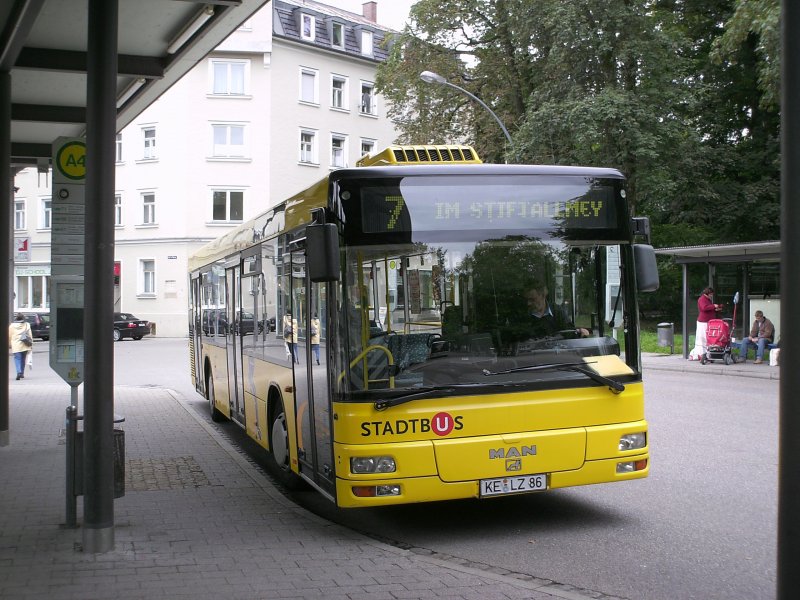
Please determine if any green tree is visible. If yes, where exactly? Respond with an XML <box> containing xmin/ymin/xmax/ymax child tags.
<box><xmin>376</xmin><ymin>0</ymin><xmax>780</xmax><ymax>243</ymax></box>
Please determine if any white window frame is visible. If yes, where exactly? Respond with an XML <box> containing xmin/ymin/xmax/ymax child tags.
<box><xmin>299</xmin><ymin>129</ymin><xmax>318</xmax><ymax>165</ymax></box>
<box><xmin>331</xmin><ymin>22</ymin><xmax>345</xmax><ymax>49</ymax></box>
<box><xmin>139</xmin><ymin>258</ymin><xmax>156</xmax><ymax>297</ymax></box>
<box><xmin>300</xmin><ymin>14</ymin><xmax>315</xmax><ymax>41</ymax></box>
<box><xmin>211</xmin><ymin>189</ymin><xmax>245</xmax><ymax>223</ymax></box>
<box><xmin>142</xmin><ymin>126</ymin><xmax>157</xmax><ymax>160</ymax></box>
<box><xmin>360</xmin><ymin>81</ymin><xmax>377</xmax><ymax>116</ymax></box>
<box><xmin>39</xmin><ymin>197</ymin><xmax>51</xmax><ymax>230</ymax></box>
<box><xmin>115</xmin><ymin>133</ymin><xmax>123</xmax><ymax>163</ymax></box>
<box><xmin>114</xmin><ymin>194</ymin><xmax>123</xmax><ymax>227</ymax></box>
<box><xmin>331</xmin><ymin>74</ymin><xmax>348</xmax><ymax>111</ymax></box>
<box><xmin>141</xmin><ymin>192</ymin><xmax>156</xmax><ymax>226</ymax></box>
<box><xmin>360</xmin><ymin>30</ymin><xmax>374</xmax><ymax>57</ymax></box>
<box><xmin>330</xmin><ymin>133</ymin><xmax>348</xmax><ymax>168</ymax></box>
<box><xmin>299</xmin><ymin>67</ymin><xmax>319</xmax><ymax>105</ymax></box>
<box><xmin>360</xmin><ymin>138</ymin><xmax>376</xmax><ymax>158</ymax></box>
<box><xmin>211</xmin><ymin>123</ymin><xmax>248</xmax><ymax>159</ymax></box>
<box><xmin>209</xmin><ymin>59</ymin><xmax>250</xmax><ymax>96</ymax></box>
<box><xmin>14</xmin><ymin>198</ymin><xmax>26</xmax><ymax>230</ymax></box>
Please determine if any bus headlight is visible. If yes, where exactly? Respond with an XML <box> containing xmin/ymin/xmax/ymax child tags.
<box><xmin>352</xmin><ymin>484</ymin><xmax>401</xmax><ymax>497</ymax></box>
<box><xmin>619</xmin><ymin>432</ymin><xmax>647</xmax><ymax>451</ymax></box>
<box><xmin>350</xmin><ymin>456</ymin><xmax>397</xmax><ymax>474</ymax></box>
<box><xmin>616</xmin><ymin>459</ymin><xmax>648</xmax><ymax>473</ymax></box>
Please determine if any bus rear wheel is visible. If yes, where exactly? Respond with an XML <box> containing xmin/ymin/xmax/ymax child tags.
<box><xmin>268</xmin><ymin>397</ymin><xmax>305</xmax><ymax>489</ymax></box>
<box><xmin>206</xmin><ymin>370</ymin><xmax>225</xmax><ymax>423</ymax></box>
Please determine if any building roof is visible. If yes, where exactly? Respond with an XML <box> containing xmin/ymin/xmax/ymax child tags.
<box><xmin>273</xmin><ymin>0</ymin><xmax>392</xmax><ymax>62</ymax></box>
<box><xmin>654</xmin><ymin>241</ymin><xmax>780</xmax><ymax>264</ymax></box>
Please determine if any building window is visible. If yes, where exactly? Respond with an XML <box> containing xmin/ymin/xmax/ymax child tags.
<box><xmin>15</xmin><ymin>274</ymin><xmax>50</xmax><ymax>310</ymax></box>
<box><xmin>331</xmin><ymin>75</ymin><xmax>347</xmax><ymax>110</ymax></box>
<box><xmin>331</xmin><ymin>134</ymin><xmax>347</xmax><ymax>168</ymax></box>
<box><xmin>299</xmin><ymin>129</ymin><xmax>318</xmax><ymax>164</ymax></box>
<box><xmin>360</xmin><ymin>30</ymin><xmax>373</xmax><ymax>56</ymax></box>
<box><xmin>360</xmin><ymin>82</ymin><xmax>376</xmax><ymax>115</ymax></box>
<box><xmin>116</xmin><ymin>133</ymin><xmax>123</xmax><ymax>162</ymax></box>
<box><xmin>40</xmin><ymin>198</ymin><xmax>51</xmax><ymax>229</ymax></box>
<box><xmin>142</xmin><ymin>193</ymin><xmax>156</xmax><ymax>225</ymax></box>
<box><xmin>143</xmin><ymin>127</ymin><xmax>156</xmax><ymax>159</ymax></box>
<box><xmin>14</xmin><ymin>199</ymin><xmax>26</xmax><ymax>230</ymax></box>
<box><xmin>301</xmin><ymin>14</ymin><xmax>315</xmax><ymax>41</ymax></box>
<box><xmin>332</xmin><ymin>22</ymin><xmax>344</xmax><ymax>48</ymax></box>
<box><xmin>140</xmin><ymin>259</ymin><xmax>156</xmax><ymax>295</ymax></box>
<box><xmin>300</xmin><ymin>68</ymin><xmax>318</xmax><ymax>104</ymax></box>
<box><xmin>360</xmin><ymin>138</ymin><xmax>376</xmax><ymax>157</ymax></box>
<box><xmin>114</xmin><ymin>194</ymin><xmax>123</xmax><ymax>226</ymax></box>
<box><xmin>212</xmin><ymin>190</ymin><xmax>244</xmax><ymax>222</ymax></box>
<box><xmin>212</xmin><ymin>124</ymin><xmax>246</xmax><ymax>158</ymax></box>
<box><xmin>211</xmin><ymin>60</ymin><xmax>248</xmax><ymax>95</ymax></box>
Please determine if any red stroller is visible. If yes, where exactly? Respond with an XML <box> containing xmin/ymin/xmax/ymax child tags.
<box><xmin>702</xmin><ymin>318</ymin><xmax>733</xmax><ymax>365</ymax></box>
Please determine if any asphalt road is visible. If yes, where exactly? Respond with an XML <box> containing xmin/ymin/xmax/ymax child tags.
<box><xmin>29</xmin><ymin>337</ymin><xmax>778</xmax><ymax>600</ymax></box>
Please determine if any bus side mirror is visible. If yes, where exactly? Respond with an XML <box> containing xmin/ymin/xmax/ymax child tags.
<box><xmin>633</xmin><ymin>244</ymin><xmax>659</xmax><ymax>292</ymax></box>
<box><xmin>306</xmin><ymin>223</ymin><xmax>340</xmax><ymax>282</ymax></box>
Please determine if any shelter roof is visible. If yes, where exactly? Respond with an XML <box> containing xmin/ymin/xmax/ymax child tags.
<box><xmin>654</xmin><ymin>241</ymin><xmax>780</xmax><ymax>264</ymax></box>
<box><xmin>1</xmin><ymin>0</ymin><xmax>270</xmax><ymax>168</ymax></box>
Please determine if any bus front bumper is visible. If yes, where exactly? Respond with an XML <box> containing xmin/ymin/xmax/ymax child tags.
<box><xmin>335</xmin><ymin>452</ymin><xmax>649</xmax><ymax>508</ymax></box>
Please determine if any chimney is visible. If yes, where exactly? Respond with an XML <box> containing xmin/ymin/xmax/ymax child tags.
<box><xmin>362</xmin><ymin>1</ymin><xmax>377</xmax><ymax>23</ymax></box>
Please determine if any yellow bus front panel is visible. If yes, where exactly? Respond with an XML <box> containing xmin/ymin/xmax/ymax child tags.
<box><xmin>333</xmin><ymin>382</ymin><xmax>648</xmax><ymax>507</ymax></box>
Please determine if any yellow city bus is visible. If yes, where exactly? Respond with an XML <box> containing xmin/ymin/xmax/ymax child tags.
<box><xmin>188</xmin><ymin>145</ymin><xmax>659</xmax><ymax>508</ymax></box>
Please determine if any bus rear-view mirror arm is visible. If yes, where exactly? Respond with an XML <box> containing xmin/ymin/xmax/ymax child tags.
<box><xmin>633</xmin><ymin>244</ymin><xmax>659</xmax><ymax>293</ymax></box>
<box><xmin>306</xmin><ymin>223</ymin><xmax>340</xmax><ymax>282</ymax></box>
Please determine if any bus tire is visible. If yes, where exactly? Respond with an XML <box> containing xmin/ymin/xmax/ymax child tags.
<box><xmin>206</xmin><ymin>368</ymin><xmax>225</xmax><ymax>423</ymax></box>
<box><xmin>268</xmin><ymin>395</ymin><xmax>305</xmax><ymax>490</ymax></box>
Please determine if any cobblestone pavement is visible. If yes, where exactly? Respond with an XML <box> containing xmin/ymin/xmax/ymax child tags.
<box><xmin>0</xmin><ymin>381</ymin><xmax>626</xmax><ymax>600</ymax></box>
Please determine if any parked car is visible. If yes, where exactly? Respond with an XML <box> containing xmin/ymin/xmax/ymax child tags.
<box><xmin>113</xmin><ymin>312</ymin><xmax>151</xmax><ymax>341</ymax></box>
<box><xmin>22</xmin><ymin>312</ymin><xmax>50</xmax><ymax>341</ymax></box>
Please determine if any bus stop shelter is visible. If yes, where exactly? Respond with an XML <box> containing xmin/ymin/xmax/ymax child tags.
<box><xmin>0</xmin><ymin>0</ymin><xmax>270</xmax><ymax>553</ymax></box>
<box><xmin>655</xmin><ymin>240</ymin><xmax>780</xmax><ymax>359</ymax></box>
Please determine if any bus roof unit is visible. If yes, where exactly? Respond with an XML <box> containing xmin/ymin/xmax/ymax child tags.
<box><xmin>356</xmin><ymin>145</ymin><xmax>482</xmax><ymax>167</ymax></box>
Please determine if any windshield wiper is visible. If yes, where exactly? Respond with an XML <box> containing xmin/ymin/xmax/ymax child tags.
<box><xmin>374</xmin><ymin>385</ymin><xmax>486</xmax><ymax>411</ymax></box>
<box><xmin>482</xmin><ymin>361</ymin><xmax>625</xmax><ymax>394</ymax></box>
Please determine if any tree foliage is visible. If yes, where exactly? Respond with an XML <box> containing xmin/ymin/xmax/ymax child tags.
<box><xmin>376</xmin><ymin>0</ymin><xmax>780</xmax><ymax>244</ymax></box>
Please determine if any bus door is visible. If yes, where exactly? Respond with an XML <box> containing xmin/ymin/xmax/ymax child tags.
<box><xmin>291</xmin><ymin>250</ymin><xmax>335</xmax><ymax>497</ymax></box>
<box><xmin>190</xmin><ymin>274</ymin><xmax>203</xmax><ymax>393</ymax></box>
<box><xmin>225</xmin><ymin>265</ymin><xmax>246</xmax><ymax>424</ymax></box>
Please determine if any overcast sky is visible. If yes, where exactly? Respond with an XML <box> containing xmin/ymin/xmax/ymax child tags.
<box><xmin>333</xmin><ymin>0</ymin><xmax>415</xmax><ymax>31</ymax></box>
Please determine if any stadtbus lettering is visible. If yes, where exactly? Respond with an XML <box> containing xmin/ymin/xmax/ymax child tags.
<box><xmin>360</xmin><ymin>415</ymin><xmax>464</xmax><ymax>437</ymax></box>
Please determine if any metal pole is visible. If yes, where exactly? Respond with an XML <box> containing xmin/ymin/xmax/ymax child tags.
<box><xmin>0</xmin><ymin>71</ymin><xmax>10</xmax><ymax>447</ymax></box>
<box><xmin>82</xmin><ymin>0</ymin><xmax>118</xmax><ymax>553</ymax></box>
<box><xmin>64</xmin><ymin>402</ymin><xmax>77</xmax><ymax>528</ymax></box>
<box><xmin>441</xmin><ymin>80</ymin><xmax>513</xmax><ymax>147</ymax></box>
<box><xmin>681</xmin><ymin>263</ymin><xmax>689</xmax><ymax>358</ymax></box>
<box><xmin>778</xmin><ymin>2</ymin><xmax>800</xmax><ymax>597</ymax></box>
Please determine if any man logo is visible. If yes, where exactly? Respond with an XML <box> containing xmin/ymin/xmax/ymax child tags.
<box><xmin>489</xmin><ymin>445</ymin><xmax>537</xmax><ymax>459</ymax></box>
<box><xmin>506</xmin><ymin>459</ymin><xmax>522</xmax><ymax>472</ymax></box>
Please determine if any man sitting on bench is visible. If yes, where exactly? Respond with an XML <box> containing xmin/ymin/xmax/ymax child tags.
<box><xmin>737</xmin><ymin>310</ymin><xmax>775</xmax><ymax>365</ymax></box>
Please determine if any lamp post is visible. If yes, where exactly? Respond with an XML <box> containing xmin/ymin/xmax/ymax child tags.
<box><xmin>419</xmin><ymin>70</ymin><xmax>512</xmax><ymax>147</ymax></box>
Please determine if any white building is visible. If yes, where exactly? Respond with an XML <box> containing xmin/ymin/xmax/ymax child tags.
<box><xmin>12</xmin><ymin>0</ymin><xmax>399</xmax><ymax>337</ymax></box>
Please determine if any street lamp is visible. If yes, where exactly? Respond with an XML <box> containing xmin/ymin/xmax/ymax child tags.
<box><xmin>419</xmin><ymin>70</ymin><xmax>512</xmax><ymax>147</ymax></box>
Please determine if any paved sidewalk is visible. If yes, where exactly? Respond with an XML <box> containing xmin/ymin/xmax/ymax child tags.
<box><xmin>641</xmin><ymin>351</ymin><xmax>780</xmax><ymax>380</ymax></box>
<box><xmin>0</xmin><ymin>346</ymin><xmax>772</xmax><ymax>600</ymax></box>
<box><xmin>0</xmin><ymin>380</ymin><xmax>614</xmax><ymax>600</ymax></box>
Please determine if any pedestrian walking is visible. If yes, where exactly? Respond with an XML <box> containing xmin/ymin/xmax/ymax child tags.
<box><xmin>9</xmin><ymin>313</ymin><xmax>33</xmax><ymax>380</ymax></box>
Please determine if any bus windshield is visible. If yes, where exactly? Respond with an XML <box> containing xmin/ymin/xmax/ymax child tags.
<box><xmin>337</xmin><ymin>174</ymin><xmax>633</xmax><ymax>399</ymax></box>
